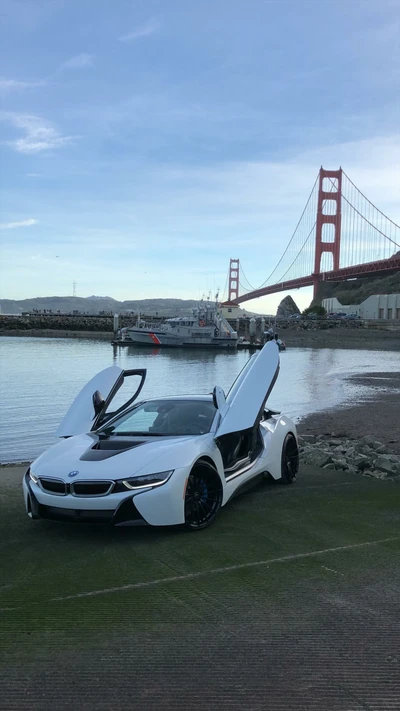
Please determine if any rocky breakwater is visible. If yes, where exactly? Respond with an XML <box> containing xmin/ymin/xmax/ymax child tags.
<box><xmin>299</xmin><ymin>433</ymin><xmax>400</xmax><ymax>480</ymax></box>
<box><xmin>0</xmin><ymin>313</ymin><xmax>113</xmax><ymax>333</ymax></box>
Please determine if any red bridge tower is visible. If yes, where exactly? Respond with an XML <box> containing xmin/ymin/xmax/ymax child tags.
<box><xmin>228</xmin><ymin>258</ymin><xmax>240</xmax><ymax>302</ymax></box>
<box><xmin>313</xmin><ymin>167</ymin><xmax>342</xmax><ymax>298</ymax></box>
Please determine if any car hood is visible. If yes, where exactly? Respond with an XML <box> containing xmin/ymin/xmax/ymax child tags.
<box><xmin>31</xmin><ymin>432</ymin><xmax>213</xmax><ymax>481</ymax></box>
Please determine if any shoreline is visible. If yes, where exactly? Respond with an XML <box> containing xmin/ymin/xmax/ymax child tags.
<box><xmin>282</xmin><ymin>327</ymin><xmax>400</xmax><ymax>350</ymax></box>
<box><xmin>1</xmin><ymin>327</ymin><xmax>400</xmax><ymax>350</ymax></box>
<box><xmin>2</xmin><ymin>371</ymin><xmax>399</xmax><ymax>468</ymax></box>
<box><xmin>298</xmin><ymin>371</ymin><xmax>400</xmax><ymax>454</ymax></box>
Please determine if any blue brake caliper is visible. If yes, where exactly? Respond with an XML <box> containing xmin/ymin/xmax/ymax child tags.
<box><xmin>200</xmin><ymin>479</ymin><xmax>208</xmax><ymax>503</ymax></box>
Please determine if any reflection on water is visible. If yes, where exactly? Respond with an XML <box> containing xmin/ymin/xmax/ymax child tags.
<box><xmin>0</xmin><ymin>337</ymin><xmax>399</xmax><ymax>463</ymax></box>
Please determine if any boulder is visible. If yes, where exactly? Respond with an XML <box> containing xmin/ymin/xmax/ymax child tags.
<box><xmin>361</xmin><ymin>436</ymin><xmax>388</xmax><ymax>452</ymax></box>
<box><xmin>374</xmin><ymin>455</ymin><xmax>400</xmax><ymax>476</ymax></box>
<box><xmin>331</xmin><ymin>457</ymin><xmax>348</xmax><ymax>470</ymax></box>
<box><xmin>352</xmin><ymin>453</ymin><xmax>373</xmax><ymax>471</ymax></box>
<box><xmin>298</xmin><ymin>435</ymin><xmax>317</xmax><ymax>444</ymax></box>
<box><xmin>305</xmin><ymin>450</ymin><xmax>333</xmax><ymax>468</ymax></box>
<box><xmin>363</xmin><ymin>470</ymin><xmax>388</xmax><ymax>480</ymax></box>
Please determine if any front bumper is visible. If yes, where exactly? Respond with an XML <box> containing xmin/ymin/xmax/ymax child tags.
<box><xmin>23</xmin><ymin>467</ymin><xmax>189</xmax><ymax>527</ymax></box>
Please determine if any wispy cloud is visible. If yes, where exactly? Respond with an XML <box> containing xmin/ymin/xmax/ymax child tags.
<box><xmin>60</xmin><ymin>53</ymin><xmax>94</xmax><ymax>70</ymax></box>
<box><xmin>0</xmin><ymin>218</ymin><xmax>38</xmax><ymax>230</ymax></box>
<box><xmin>1</xmin><ymin>113</ymin><xmax>74</xmax><ymax>154</ymax></box>
<box><xmin>0</xmin><ymin>77</ymin><xmax>45</xmax><ymax>92</ymax></box>
<box><xmin>118</xmin><ymin>18</ymin><xmax>159</xmax><ymax>42</ymax></box>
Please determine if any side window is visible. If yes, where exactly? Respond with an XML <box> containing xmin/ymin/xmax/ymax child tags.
<box><xmin>106</xmin><ymin>374</ymin><xmax>144</xmax><ymax>412</ymax></box>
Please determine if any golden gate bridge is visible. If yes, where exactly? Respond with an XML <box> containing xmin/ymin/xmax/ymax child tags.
<box><xmin>222</xmin><ymin>168</ymin><xmax>400</xmax><ymax>306</ymax></box>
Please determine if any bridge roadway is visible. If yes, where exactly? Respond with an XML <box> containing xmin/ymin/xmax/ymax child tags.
<box><xmin>233</xmin><ymin>255</ymin><xmax>400</xmax><ymax>305</ymax></box>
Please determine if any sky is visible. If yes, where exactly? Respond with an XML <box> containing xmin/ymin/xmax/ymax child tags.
<box><xmin>0</xmin><ymin>0</ymin><xmax>399</xmax><ymax>313</ymax></box>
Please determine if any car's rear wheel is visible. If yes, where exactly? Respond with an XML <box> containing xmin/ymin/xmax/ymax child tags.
<box><xmin>280</xmin><ymin>433</ymin><xmax>299</xmax><ymax>485</ymax></box>
<box><xmin>184</xmin><ymin>461</ymin><xmax>222</xmax><ymax>530</ymax></box>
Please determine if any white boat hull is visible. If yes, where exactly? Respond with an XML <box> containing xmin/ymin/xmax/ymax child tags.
<box><xmin>124</xmin><ymin>328</ymin><xmax>237</xmax><ymax>349</ymax></box>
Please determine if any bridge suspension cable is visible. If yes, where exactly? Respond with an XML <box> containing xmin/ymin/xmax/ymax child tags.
<box><xmin>235</xmin><ymin>167</ymin><xmax>400</xmax><ymax>298</ymax></box>
<box><xmin>250</xmin><ymin>173</ymin><xmax>320</xmax><ymax>291</ymax></box>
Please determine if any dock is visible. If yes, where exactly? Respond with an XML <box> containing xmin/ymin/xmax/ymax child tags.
<box><xmin>111</xmin><ymin>339</ymin><xmax>265</xmax><ymax>350</ymax></box>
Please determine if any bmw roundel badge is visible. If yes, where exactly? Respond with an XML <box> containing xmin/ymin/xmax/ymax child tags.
<box><xmin>68</xmin><ymin>470</ymin><xmax>79</xmax><ymax>478</ymax></box>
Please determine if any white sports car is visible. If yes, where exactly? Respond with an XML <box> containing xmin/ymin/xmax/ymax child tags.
<box><xmin>23</xmin><ymin>342</ymin><xmax>299</xmax><ymax>530</ymax></box>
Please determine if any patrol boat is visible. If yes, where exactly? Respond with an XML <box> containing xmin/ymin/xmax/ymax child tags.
<box><xmin>121</xmin><ymin>298</ymin><xmax>238</xmax><ymax>349</ymax></box>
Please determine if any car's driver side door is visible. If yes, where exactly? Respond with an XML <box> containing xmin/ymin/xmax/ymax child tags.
<box><xmin>56</xmin><ymin>366</ymin><xmax>147</xmax><ymax>437</ymax></box>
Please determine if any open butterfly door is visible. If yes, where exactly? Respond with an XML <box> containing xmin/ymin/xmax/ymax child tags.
<box><xmin>56</xmin><ymin>366</ymin><xmax>147</xmax><ymax>437</ymax></box>
<box><xmin>214</xmin><ymin>341</ymin><xmax>280</xmax><ymax>439</ymax></box>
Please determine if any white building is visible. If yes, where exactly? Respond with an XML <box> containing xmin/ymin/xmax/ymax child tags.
<box><xmin>323</xmin><ymin>293</ymin><xmax>400</xmax><ymax>320</ymax></box>
<box><xmin>220</xmin><ymin>302</ymin><xmax>242</xmax><ymax>319</ymax></box>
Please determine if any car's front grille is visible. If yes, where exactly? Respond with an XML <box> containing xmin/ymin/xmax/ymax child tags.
<box><xmin>39</xmin><ymin>478</ymin><xmax>66</xmax><ymax>495</ymax></box>
<box><xmin>71</xmin><ymin>481</ymin><xmax>114</xmax><ymax>497</ymax></box>
<box><xmin>38</xmin><ymin>478</ymin><xmax>114</xmax><ymax>497</ymax></box>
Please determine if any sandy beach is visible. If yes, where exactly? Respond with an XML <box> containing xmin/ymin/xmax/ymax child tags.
<box><xmin>298</xmin><ymin>371</ymin><xmax>400</xmax><ymax>454</ymax></box>
<box><xmin>281</xmin><ymin>327</ymin><xmax>400</xmax><ymax>350</ymax></box>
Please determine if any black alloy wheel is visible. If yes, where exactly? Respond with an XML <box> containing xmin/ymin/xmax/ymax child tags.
<box><xmin>280</xmin><ymin>433</ymin><xmax>299</xmax><ymax>485</ymax></box>
<box><xmin>184</xmin><ymin>461</ymin><xmax>222</xmax><ymax>530</ymax></box>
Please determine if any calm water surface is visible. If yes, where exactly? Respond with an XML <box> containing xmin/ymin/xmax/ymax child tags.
<box><xmin>1</xmin><ymin>337</ymin><xmax>399</xmax><ymax>463</ymax></box>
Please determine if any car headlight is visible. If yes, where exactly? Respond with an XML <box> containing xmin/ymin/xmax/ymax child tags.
<box><xmin>116</xmin><ymin>470</ymin><xmax>174</xmax><ymax>492</ymax></box>
<box><xmin>28</xmin><ymin>468</ymin><xmax>39</xmax><ymax>484</ymax></box>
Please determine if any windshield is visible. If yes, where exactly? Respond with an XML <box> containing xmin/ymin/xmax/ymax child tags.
<box><xmin>98</xmin><ymin>399</ymin><xmax>216</xmax><ymax>437</ymax></box>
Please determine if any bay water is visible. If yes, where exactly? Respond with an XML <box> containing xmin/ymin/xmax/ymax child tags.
<box><xmin>0</xmin><ymin>336</ymin><xmax>399</xmax><ymax>463</ymax></box>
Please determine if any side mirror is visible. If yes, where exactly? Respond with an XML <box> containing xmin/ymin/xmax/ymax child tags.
<box><xmin>213</xmin><ymin>385</ymin><xmax>226</xmax><ymax>411</ymax></box>
<box><xmin>92</xmin><ymin>390</ymin><xmax>105</xmax><ymax>416</ymax></box>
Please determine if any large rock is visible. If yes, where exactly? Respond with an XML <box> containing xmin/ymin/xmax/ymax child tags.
<box><xmin>361</xmin><ymin>436</ymin><xmax>387</xmax><ymax>452</ymax></box>
<box><xmin>363</xmin><ymin>470</ymin><xmax>388</xmax><ymax>480</ymax></box>
<box><xmin>373</xmin><ymin>455</ymin><xmax>400</xmax><ymax>476</ymax></box>
<box><xmin>276</xmin><ymin>295</ymin><xmax>300</xmax><ymax>318</ymax></box>
<box><xmin>331</xmin><ymin>457</ymin><xmax>348</xmax><ymax>470</ymax></box>
<box><xmin>305</xmin><ymin>449</ymin><xmax>332</xmax><ymax>468</ymax></box>
<box><xmin>298</xmin><ymin>435</ymin><xmax>317</xmax><ymax>445</ymax></box>
<box><xmin>352</xmin><ymin>453</ymin><xmax>373</xmax><ymax>471</ymax></box>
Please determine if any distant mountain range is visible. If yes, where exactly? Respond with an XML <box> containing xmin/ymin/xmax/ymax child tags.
<box><xmin>0</xmin><ymin>295</ymin><xmax>261</xmax><ymax>316</ymax></box>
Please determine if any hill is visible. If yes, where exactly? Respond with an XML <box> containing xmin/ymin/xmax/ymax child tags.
<box><xmin>314</xmin><ymin>271</ymin><xmax>400</xmax><ymax>306</ymax></box>
<box><xmin>0</xmin><ymin>296</ymin><xmax>261</xmax><ymax>317</ymax></box>
<box><xmin>0</xmin><ymin>296</ymin><xmax>202</xmax><ymax>316</ymax></box>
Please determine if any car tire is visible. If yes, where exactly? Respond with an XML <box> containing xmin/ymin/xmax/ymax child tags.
<box><xmin>279</xmin><ymin>433</ymin><xmax>299</xmax><ymax>485</ymax></box>
<box><xmin>184</xmin><ymin>460</ymin><xmax>223</xmax><ymax>531</ymax></box>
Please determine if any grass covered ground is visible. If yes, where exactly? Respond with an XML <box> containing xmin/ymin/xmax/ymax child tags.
<box><xmin>1</xmin><ymin>465</ymin><xmax>400</xmax><ymax>710</ymax></box>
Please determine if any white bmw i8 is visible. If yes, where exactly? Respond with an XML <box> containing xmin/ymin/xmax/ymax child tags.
<box><xmin>23</xmin><ymin>341</ymin><xmax>299</xmax><ymax>530</ymax></box>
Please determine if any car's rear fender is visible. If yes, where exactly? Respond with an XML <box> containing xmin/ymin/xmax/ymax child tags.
<box><xmin>262</xmin><ymin>416</ymin><xmax>297</xmax><ymax>480</ymax></box>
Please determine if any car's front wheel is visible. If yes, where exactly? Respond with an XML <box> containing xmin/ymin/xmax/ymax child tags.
<box><xmin>184</xmin><ymin>460</ymin><xmax>222</xmax><ymax>530</ymax></box>
<box><xmin>280</xmin><ymin>433</ymin><xmax>299</xmax><ymax>485</ymax></box>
